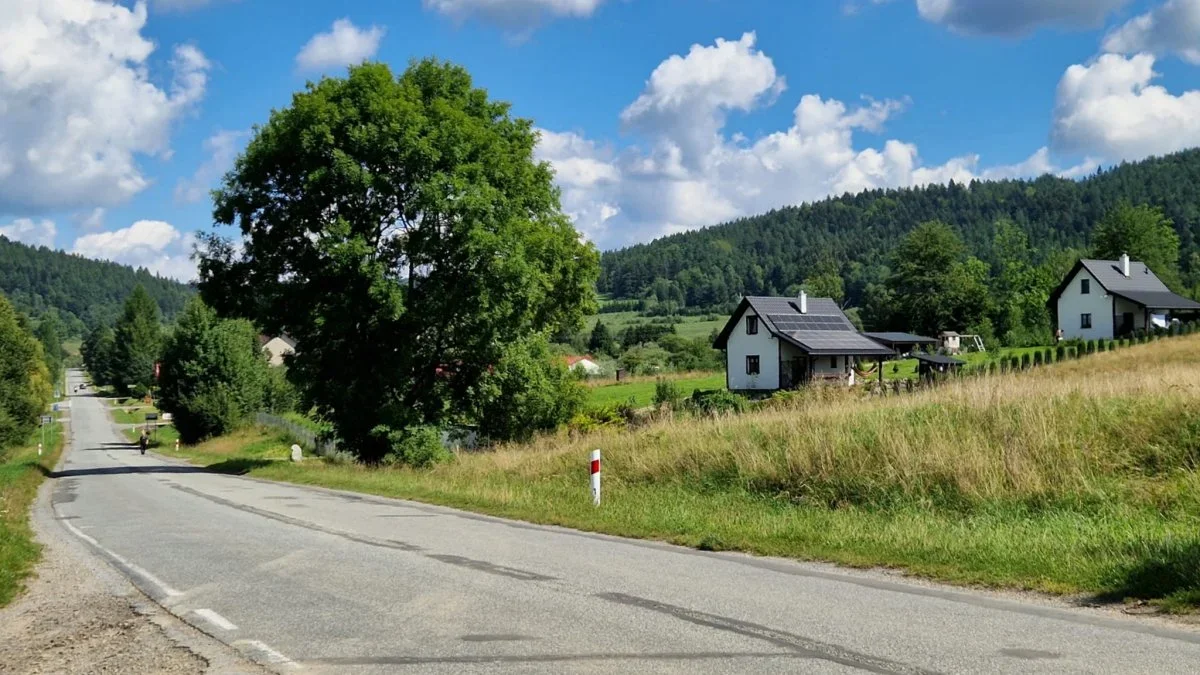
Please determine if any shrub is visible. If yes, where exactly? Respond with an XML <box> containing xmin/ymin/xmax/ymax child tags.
<box><xmin>988</xmin><ymin>361</ymin><xmax>997</xmax><ymax>376</ymax></box>
<box><xmin>653</xmin><ymin>378</ymin><xmax>684</xmax><ymax>409</ymax></box>
<box><xmin>1033</xmin><ymin>351</ymin><xmax>1043</xmax><ymax>367</ymax></box>
<box><xmin>1055</xmin><ymin>344</ymin><xmax>1066</xmax><ymax>361</ymax></box>
<box><xmin>381</xmin><ymin>425</ymin><xmax>450</xmax><ymax>468</ymax></box>
<box><xmin>1020</xmin><ymin>353</ymin><xmax>1031</xmax><ymax>370</ymax></box>
<box><xmin>1085</xmin><ymin>340</ymin><xmax>1096</xmax><ymax>355</ymax></box>
<box><xmin>568</xmin><ymin>406</ymin><xmax>627</xmax><ymax>435</ymax></box>
<box><xmin>687</xmin><ymin>389</ymin><xmax>747</xmax><ymax>416</ymax></box>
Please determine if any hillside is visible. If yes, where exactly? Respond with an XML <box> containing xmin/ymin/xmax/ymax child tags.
<box><xmin>0</xmin><ymin>237</ymin><xmax>194</xmax><ymax>336</ymax></box>
<box><xmin>599</xmin><ymin>149</ymin><xmax>1200</xmax><ymax>309</ymax></box>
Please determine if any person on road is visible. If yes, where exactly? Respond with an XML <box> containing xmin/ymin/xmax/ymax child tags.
<box><xmin>139</xmin><ymin>430</ymin><xmax>149</xmax><ymax>455</ymax></box>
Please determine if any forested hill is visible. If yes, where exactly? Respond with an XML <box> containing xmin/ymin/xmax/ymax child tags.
<box><xmin>0</xmin><ymin>236</ymin><xmax>194</xmax><ymax>336</ymax></box>
<box><xmin>598</xmin><ymin>149</ymin><xmax>1200</xmax><ymax>308</ymax></box>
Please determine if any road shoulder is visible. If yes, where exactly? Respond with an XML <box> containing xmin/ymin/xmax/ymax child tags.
<box><xmin>0</xmin><ymin>422</ymin><xmax>265</xmax><ymax>674</ymax></box>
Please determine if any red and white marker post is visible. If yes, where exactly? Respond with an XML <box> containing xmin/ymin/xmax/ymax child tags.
<box><xmin>590</xmin><ymin>449</ymin><xmax>601</xmax><ymax>506</ymax></box>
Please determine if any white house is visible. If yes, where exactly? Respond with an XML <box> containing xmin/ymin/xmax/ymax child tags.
<box><xmin>564</xmin><ymin>355</ymin><xmax>603</xmax><ymax>376</ymax></box>
<box><xmin>1048</xmin><ymin>255</ymin><xmax>1200</xmax><ymax>341</ymax></box>
<box><xmin>259</xmin><ymin>334</ymin><xmax>297</xmax><ymax>367</ymax></box>
<box><xmin>712</xmin><ymin>293</ymin><xmax>894</xmax><ymax>393</ymax></box>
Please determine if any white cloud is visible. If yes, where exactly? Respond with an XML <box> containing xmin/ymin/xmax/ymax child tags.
<box><xmin>538</xmin><ymin>33</ymin><xmax>1094</xmax><ymax>250</ymax></box>
<box><xmin>296</xmin><ymin>19</ymin><xmax>385</xmax><ymax>72</ymax></box>
<box><xmin>1052</xmin><ymin>53</ymin><xmax>1200</xmax><ymax>161</ymax></box>
<box><xmin>0</xmin><ymin>218</ymin><xmax>57</xmax><ymax>248</ymax></box>
<box><xmin>79</xmin><ymin>207</ymin><xmax>106</xmax><ymax>231</ymax></box>
<box><xmin>915</xmin><ymin>0</ymin><xmax>1130</xmax><ymax>35</ymax></box>
<box><xmin>0</xmin><ymin>0</ymin><xmax>210</xmax><ymax>213</ymax></box>
<box><xmin>175</xmin><ymin>130</ymin><xmax>248</xmax><ymax>204</ymax></box>
<box><xmin>1103</xmin><ymin>0</ymin><xmax>1200</xmax><ymax>64</ymax></box>
<box><xmin>71</xmin><ymin>220</ymin><xmax>197</xmax><ymax>282</ymax></box>
<box><xmin>424</xmin><ymin>0</ymin><xmax>606</xmax><ymax>32</ymax></box>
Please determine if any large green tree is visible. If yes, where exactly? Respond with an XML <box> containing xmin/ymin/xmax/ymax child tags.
<box><xmin>198</xmin><ymin>60</ymin><xmax>599</xmax><ymax>462</ymax></box>
<box><xmin>158</xmin><ymin>298</ymin><xmax>271</xmax><ymax>444</ymax></box>
<box><xmin>82</xmin><ymin>324</ymin><xmax>117</xmax><ymax>386</ymax></box>
<box><xmin>887</xmin><ymin>221</ymin><xmax>990</xmax><ymax>338</ymax></box>
<box><xmin>0</xmin><ymin>294</ymin><xmax>52</xmax><ymax>450</ymax></box>
<box><xmin>1091</xmin><ymin>202</ymin><xmax>1182</xmax><ymax>289</ymax></box>
<box><xmin>111</xmin><ymin>285</ymin><xmax>164</xmax><ymax>395</ymax></box>
<box><xmin>35</xmin><ymin>313</ymin><xmax>64</xmax><ymax>388</ymax></box>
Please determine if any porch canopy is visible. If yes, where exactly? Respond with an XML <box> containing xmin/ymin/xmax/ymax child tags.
<box><xmin>862</xmin><ymin>331</ymin><xmax>938</xmax><ymax>356</ymax></box>
<box><xmin>1110</xmin><ymin>290</ymin><xmax>1200</xmax><ymax>312</ymax></box>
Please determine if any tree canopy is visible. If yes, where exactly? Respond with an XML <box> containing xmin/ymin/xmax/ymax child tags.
<box><xmin>1091</xmin><ymin>202</ymin><xmax>1182</xmax><ymax>290</ymax></box>
<box><xmin>198</xmin><ymin>60</ymin><xmax>599</xmax><ymax>461</ymax></box>
<box><xmin>0</xmin><ymin>293</ymin><xmax>51</xmax><ymax>450</ymax></box>
<box><xmin>0</xmin><ymin>235</ymin><xmax>192</xmax><ymax>336</ymax></box>
<box><xmin>597</xmin><ymin>149</ymin><xmax>1200</xmax><ymax>313</ymax></box>
<box><xmin>111</xmin><ymin>285</ymin><xmax>164</xmax><ymax>395</ymax></box>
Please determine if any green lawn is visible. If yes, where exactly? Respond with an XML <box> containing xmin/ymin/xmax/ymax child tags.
<box><xmin>108</xmin><ymin>402</ymin><xmax>161</xmax><ymax>426</ymax></box>
<box><xmin>0</xmin><ymin>416</ymin><xmax>63</xmax><ymax>607</ymax></box>
<box><xmin>584</xmin><ymin>312</ymin><xmax>724</xmax><ymax>343</ymax></box>
<box><xmin>587</xmin><ymin>372</ymin><xmax>725</xmax><ymax>408</ymax></box>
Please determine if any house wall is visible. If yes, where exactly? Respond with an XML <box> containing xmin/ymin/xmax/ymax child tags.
<box><xmin>1112</xmin><ymin>296</ymin><xmax>1147</xmax><ymax>335</ymax></box>
<box><xmin>1057</xmin><ymin>267</ymin><xmax>1114</xmax><ymax>340</ymax></box>
<box><xmin>810</xmin><ymin>354</ymin><xmax>851</xmax><ymax>377</ymax></box>
<box><xmin>263</xmin><ymin>338</ymin><xmax>294</xmax><ymax>367</ymax></box>
<box><xmin>726</xmin><ymin>308</ymin><xmax>780</xmax><ymax>391</ymax></box>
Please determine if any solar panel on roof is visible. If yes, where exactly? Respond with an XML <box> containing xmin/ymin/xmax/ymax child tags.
<box><xmin>767</xmin><ymin>314</ymin><xmax>852</xmax><ymax>332</ymax></box>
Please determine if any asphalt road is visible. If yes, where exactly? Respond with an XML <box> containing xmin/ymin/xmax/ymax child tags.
<box><xmin>50</xmin><ymin>370</ymin><xmax>1200</xmax><ymax>674</ymax></box>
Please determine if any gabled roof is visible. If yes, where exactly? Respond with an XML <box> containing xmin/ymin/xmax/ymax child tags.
<box><xmin>713</xmin><ymin>296</ymin><xmax>893</xmax><ymax>356</ymax></box>
<box><xmin>1049</xmin><ymin>258</ymin><xmax>1200</xmax><ymax>311</ymax></box>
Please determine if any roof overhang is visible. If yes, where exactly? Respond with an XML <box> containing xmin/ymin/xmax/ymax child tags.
<box><xmin>1111</xmin><ymin>290</ymin><xmax>1200</xmax><ymax>311</ymax></box>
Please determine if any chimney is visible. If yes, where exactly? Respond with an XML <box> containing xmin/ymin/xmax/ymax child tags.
<box><xmin>1120</xmin><ymin>252</ymin><xmax>1130</xmax><ymax>278</ymax></box>
<box><xmin>799</xmin><ymin>290</ymin><xmax>808</xmax><ymax>314</ymax></box>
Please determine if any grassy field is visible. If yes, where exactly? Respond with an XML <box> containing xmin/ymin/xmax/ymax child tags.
<box><xmin>0</xmin><ymin>416</ymin><xmax>63</xmax><ymax>607</ymax></box>
<box><xmin>584</xmin><ymin>312</ymin><xmax>724</xmax><ymax>342</ymax></box>
<box><xmin>881</xmin><ymin>346</ymin><xmax>1047</xmax><ymax>381</ymax></box>
<box><xmin>586</xmin><ymin>372</ymin><xmax>725</xmax><ymax>407</ymax></box>
<box><xmin>168</xmin><ymin>334</ymin><xmax>1200</xmax><ymax>612</ymax></box>
<box><xmin>108</xmin><ymin>400</ymin><xmax>161</xmax><ymax>426</ymax></box>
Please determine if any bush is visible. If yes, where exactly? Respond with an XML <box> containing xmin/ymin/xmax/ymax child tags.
<box><xmin>474</xmin><ymin>335</ymin><xmax>587</xmax><ymax>443</ymax></box>
<box><xmin>381</xmin><ymin>425</ymin><xmax>450</xmax><ymax>468</ymax></box>
<box><xmin>1086</xmin><ymin>340</ymin><xmax>1096</xmax><ymax>355</ymax></box>
<box><xmin>1055</xmin><ymin>344</ymin><xmax>1066</xmax><ymax>361</ymax></box>
<box><xmin>653</xmin><ymin>378</ymin><xmax>684</xmax><ymax>409</ymax></box>
<box><xmin>988</xmin><ymin>361</ymin><xmax>997</xmax><ymax>376</ymax></box>
<box><xmin>262</xmin><ymin>366</ymin><xmax>299</xmax><ymax>413</ymax></box>
<box><xmin>1033</xmin><ymin>351</ymin><xmax>1043</xmax><ymax>367</ymax></box>
<box><xmin>1020</xmin><ymin>353</ymin><xmax>1031</xmax><ymax>370</ymax></box>
<box><xmin>687</xmin><ymin>389</ymin><xmax>747</xmax><ymax>416</ymax></box>
<box><xmin>568</xmin><ymin>406</ymin><xmax>627</xmax><ymax>435</ymax></box>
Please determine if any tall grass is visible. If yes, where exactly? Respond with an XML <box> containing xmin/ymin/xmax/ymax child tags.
<box><xmin>0</xmin><ymin>418</ymin><xmax>63</xmax><ymax>607</ymax></box>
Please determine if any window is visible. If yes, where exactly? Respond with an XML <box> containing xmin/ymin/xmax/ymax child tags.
<box><xmin>1081</xmin><ymin>278</ymin><xmax>1090</xmax><ymax>295</ymax></box>
<box><xmin>746</xmin><ymin>315</ymin><xmax>759</xmax><ymax>335</ymax></box>
<box><xmin>746</xmin><ymin>355</ymin><xmax>760</xmax><ymax>375</ymax></box>
<box><xmin>1081</xmin><ymin>313</ymin><xmax>1092</xmax><ymax>329</ymax></box>
<box><xmin>829</xmin><ymin>356</ymin><xmax>838</xmax><ymax>369</ymax></box>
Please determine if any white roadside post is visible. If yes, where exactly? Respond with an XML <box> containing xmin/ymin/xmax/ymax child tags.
<box><xmin>590</xmin><ymin>449</ymin><xmax>601</xmax><ymax>506</ymax></box>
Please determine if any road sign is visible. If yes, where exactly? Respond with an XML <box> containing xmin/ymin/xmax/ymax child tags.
<box><xmin>162</xmin><ymin>412</ymin><xmax>173</xmax><ymax>422</ymax></box>
<box><xmin>40</xmin><ymin>415</ymin><xmax>52</xmax><ymax>425</ymax></box>
<box><xmin>145</xmin><ymin>412</ymin><xmax>159</xmax><ymax>421</ymax></box>
<box><xmin>52</xmin><ymin>402</ymin><xmax>70</xmax><ymax>412</ymax></box>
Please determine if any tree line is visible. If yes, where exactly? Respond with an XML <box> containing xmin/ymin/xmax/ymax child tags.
<box><xmin>0</xmin><ymin>235</ymin><xmax>193</xmax><ymax>337</ymax></box>
<box><xmin>598</xmin><ymin>149</ymin><xmax>1200</xmax><ymax>318</ymax></box>
<box><xmin>0</xmin><ymin>293</ymin><xmax>54</xmax><ymax>454</ymax></box>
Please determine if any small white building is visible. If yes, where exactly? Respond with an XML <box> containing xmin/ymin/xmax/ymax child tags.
<box><xmin>712</xmin><ymin>293</ymin><xmax>894</xmax><ymax>393</ymax></box>
<box><xmin>259</xmin><ymin>334</ymin><xmax>297</xmax><ymax>367</ymax></box>
<box><xmin>1048</xmin><ymin>255</ymin><xmax>1200</xmax><ymax>341</ymax></box>
<box><xmin>564</xmin><ymin>355</ymin><xmax>603</xmax><ymax>376</ymax></box>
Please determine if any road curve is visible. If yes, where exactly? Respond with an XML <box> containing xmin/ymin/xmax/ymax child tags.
<box><xmin>50</xmin><ymin>370</ymin><xmax>1200</xmax><ymax>674</ymax></box>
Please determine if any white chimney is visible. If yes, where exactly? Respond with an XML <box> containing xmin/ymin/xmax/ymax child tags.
<box><xmin>799</xmin><ymin>290</ymin><xmax>808</xmax><ymax>314</ymax></box>
<box><xmin>1120</xmin><ymin>252</ymin><xmax>1130</xmax><ymax>278</ymax></box>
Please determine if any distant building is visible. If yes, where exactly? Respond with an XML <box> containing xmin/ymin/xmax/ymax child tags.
<box><xmin>1048</xmin><ymin>255</ymin><xmax>1200</xmax><ymax>340</ymax></box>
<box><xmin>259</xmin><ymin>334</ymin><xmax>297</xmax><ymax>367</ymax></box>
<box><xmin>564</xmin><ymin>355</ymin><xmax>602</xmax><ymax>376</ymax></box>
<box><xmin>712</xmin><ymin>292</ymin><xmax>894</xmax><ymax>392</ymax></box>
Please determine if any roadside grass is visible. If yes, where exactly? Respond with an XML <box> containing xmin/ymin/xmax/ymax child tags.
<box><xmin>586</xmin><ymin>372</ymin><xmax>725</xmax><ymax>408</ymax></box>
<box><xmin>0</xmin><ymin>417</ymin><xmax>63</xmax><ymax>607</ymax></box>
<box><xmin>107</xmin><ymin>399</ymin><xmax>160</xmax><ymax>425</ymax></box>
<box><xmin>166</xmin><ymin>335</ymin><xmax>1200</xmax><ymax>611</ymax></box>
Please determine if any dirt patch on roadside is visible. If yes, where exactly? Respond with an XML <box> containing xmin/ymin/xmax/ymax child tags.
<box><xmin>0</xmin><ymin>525</ymin><xmax>208</xmax><ymax>674</ymax></box>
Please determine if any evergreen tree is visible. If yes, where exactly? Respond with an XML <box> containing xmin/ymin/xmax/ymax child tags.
<box><xmin>0</xmin><ymin>294</ymin><xmax>52</xmax><ymax>449</ymax></box>
<box><xmin>588</xmin><ymin>321</ymin><xmax>616</xmax><ymax>356</ymax></box>
<box><xmin>35</xmin><ymin>314</ymin><xmax>63</xmax><ymax>388</ymax></box>
<box><xmin>111</xmin><ymin>285</ymin><xmax>163</xmax><ymax>395</ymax></box>
<box><xmin>82</xmin><ymin>324</ymin><xmax>117</xmax><ymax>386</ymax></box>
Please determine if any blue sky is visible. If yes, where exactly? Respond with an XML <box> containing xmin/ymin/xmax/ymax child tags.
<box><xmin>3</xmin><ymin>0</ymin><xmax>1200</xmax><ymax>281</ymax></box>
